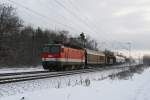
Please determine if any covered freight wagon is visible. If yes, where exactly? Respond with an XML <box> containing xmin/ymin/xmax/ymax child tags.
<box><xmin>86</xmin><ymin>49</ymin><xmax>105</xmax><ymax>66</ymax></box>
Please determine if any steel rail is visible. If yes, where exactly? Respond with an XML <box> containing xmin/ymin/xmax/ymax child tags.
<box><xmin>0</xmin><ymin>64</ymin><xmax>142</xmax><ymax>84</ymax></box>
<box><xmin>0</xmin><ymin>70</ymin><xmax>49</xmax><ymax>76</ymax></box>
<box><xmin>0</xmin><ymin>63</ymin><xmax>132</xmax><ymax>76</ymax></box>
<box><xmin>0</xmin><ymin>69</ymin><xmax>101</xmax><ymax>84</ymax></box>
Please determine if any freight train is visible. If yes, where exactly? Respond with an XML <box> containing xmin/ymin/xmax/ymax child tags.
<box><xmin>41</xmin><ymin>44</ymin><xmax>126</xmax><ymax>71</ymax></box>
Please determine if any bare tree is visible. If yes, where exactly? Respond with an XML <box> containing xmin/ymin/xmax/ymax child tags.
<box><xmin>0</xmin><ymin>4</ymin><xmax>22</xmax><ymax>34</ymax></box>
<box><xmin>0</xmin><ymin>4</ymin><xmax>23</xmax><ymax>66</ymax></box>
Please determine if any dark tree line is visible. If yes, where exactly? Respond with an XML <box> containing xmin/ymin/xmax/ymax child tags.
<box><xmin>0</xmin><ymin>4</ymin><xmax>98</xmax><ymax>67</ymax></box>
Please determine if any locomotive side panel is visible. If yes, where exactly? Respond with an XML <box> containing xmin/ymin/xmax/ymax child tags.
<box><xmin>60</xmin><ymin>47</ymin><xmax>85</xmax><ymax>66</ymax></box>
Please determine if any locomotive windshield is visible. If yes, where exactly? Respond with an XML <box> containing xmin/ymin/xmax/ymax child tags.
<box><xmin>43</xmin><ymin>45</ymin><xmax>60</xmax><ymax>54</ymax></box>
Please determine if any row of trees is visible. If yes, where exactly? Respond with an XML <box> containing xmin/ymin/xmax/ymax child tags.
<box><xmin>0</xmin><ymin>4</ymin><xmax>98</xmax><ymax>67</ymax></box>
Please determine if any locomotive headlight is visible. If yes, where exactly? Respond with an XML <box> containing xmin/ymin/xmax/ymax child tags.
<box><xmin>48</xmin><ymin>55</ymin><xmax>53</xmax><ymax>58</ymax></box>
<box><xmin>42</xmin><ymin>58</ymin><xmax>46</xmax><ymax>61</ymax></box>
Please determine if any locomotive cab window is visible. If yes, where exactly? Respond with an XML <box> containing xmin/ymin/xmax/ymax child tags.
<box><xmin>43</xmin><ymin>47</ymin><xmax>49</xmax><ymax>53</ymax></box>
<box><xmin>43</xmin><ymin>45</ymin><xmax>60</xmax><ymax>54</ymax></box>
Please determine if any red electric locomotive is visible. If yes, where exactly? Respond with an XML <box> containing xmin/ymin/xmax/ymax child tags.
<box><xmin>41</xmin><ymin>44</ymin><xmax>85</xmax><ymax>71</ymax></box>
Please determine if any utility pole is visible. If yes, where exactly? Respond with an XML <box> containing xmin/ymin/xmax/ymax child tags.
<box><xmin>80</xmin><ymin>32</ymin><xmax>86</xmax><ymax>68</ymax></box>
<box><xmin>80</xmin><ymin>32</ymin><xmax>86</xmax><ymax>48</ymax></box>
<box><xmin>127</xmin><ymin>42</ymin><xmax>131</xmax><ymax>66</ymax></box>
<box><xmin>138</xmin><ymin>52</ymin><xmax>141</xmax><ymax>64</ymax></box>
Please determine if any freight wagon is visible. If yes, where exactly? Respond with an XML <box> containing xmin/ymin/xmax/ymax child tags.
<box><xmin>86</xmin><ymin>49</ymin><xmax>105</xmax><ymax>66</ymax></box>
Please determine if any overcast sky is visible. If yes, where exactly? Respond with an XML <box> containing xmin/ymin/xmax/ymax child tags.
<box><xmin>2</xmin><ymin>0</ymin><xmax>150</xmax><ymax>56</ymax></box>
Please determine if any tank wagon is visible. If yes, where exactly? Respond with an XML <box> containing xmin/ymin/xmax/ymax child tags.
<box><xmin>41</xmin><ymin>44</ymin><xmax>126</xmax><ymax>71</ymax></box>
<box><xmin>115</xmin><ymin>55</ymin><xmax>126</xmax><ymax>64</ymax></box>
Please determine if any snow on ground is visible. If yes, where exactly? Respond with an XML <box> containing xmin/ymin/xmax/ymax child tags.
<box><xmin>0</xmin><ymin>67</ymin><xmax>129</xmax><ymax>98</ymax></box>
<box><xmin>0</xmin><ymin>63</ymin><xmax>136</xmax><ymax>74</ymax></box>
<box><xmin>0</xmin><ymin>66</ymin><xmax>149</xmax><ymax>100</ymax></box>
<box><xmin>0</xmin><ymin>66</ymin><xmax>44</xmax><ymax>73</ymax></box>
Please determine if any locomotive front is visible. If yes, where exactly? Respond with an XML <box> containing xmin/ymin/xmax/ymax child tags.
<box><xmin>41</xmin><ymin>44</ymin><xmax>62</xmax><ymax>70</ymax></box>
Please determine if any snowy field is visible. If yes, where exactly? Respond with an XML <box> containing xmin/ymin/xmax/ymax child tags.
<box><xmin>0</xmin><ymin>65</ymin><xmax>149</xmax><ymax>100</ymax></box>
<box><xmin>0</xmin><ymin>66</ymin><xmax>44</xmax><ymax>73</ymax></box>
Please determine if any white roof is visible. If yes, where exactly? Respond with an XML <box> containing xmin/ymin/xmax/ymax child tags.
<box><xmin>86</xmin><ymin>49</ymin><xmax>105</xmax><ymax>56</ymax></box>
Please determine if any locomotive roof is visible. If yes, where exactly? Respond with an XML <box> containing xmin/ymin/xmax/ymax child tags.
<box><xmin>44</xmin><ymin>44</ymin><xmax>62</xmax><ymax>46</ymax></box>
<box><xmin>43</xmin><ymin>44</ymin><xmax>84</xmax><ymax>50</ymax></box>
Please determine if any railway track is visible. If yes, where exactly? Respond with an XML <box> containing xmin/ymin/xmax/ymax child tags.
<box><xmin>0</xmin><ymin>64</ymin><xmax>142</xmax><ymax>84</ymax></box>
<box><xmin>0</xmin><ymin>68</ymin><xmax>103</xmax><ymax>84</ymax></box>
